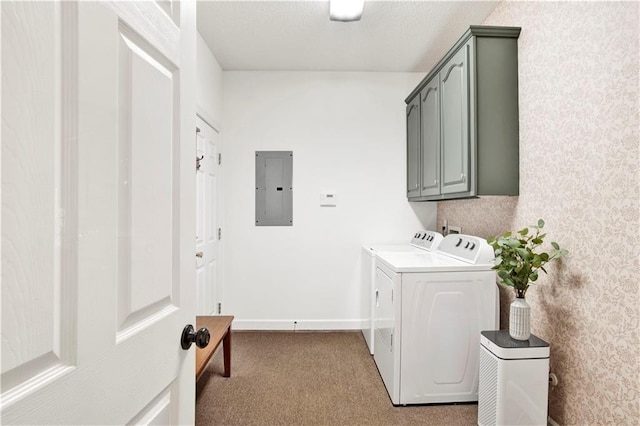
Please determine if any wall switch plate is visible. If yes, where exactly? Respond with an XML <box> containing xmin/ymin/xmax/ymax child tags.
<box><xmin>320</xmin><ymin>193</ymin><xmax>337</xmax><ymax>207</ymax></box>
<box><xmin>448</xmin><ymin>225</ymin><xmax>461</xmax><ymax>234</ymax></box>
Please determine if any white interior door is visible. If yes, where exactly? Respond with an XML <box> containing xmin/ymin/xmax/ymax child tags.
<box><xmin>1</xmin><ymin>1</ymin><xmax>197</xmax><ymax>424</ymax></box>
<box><xmin>195</xmin><ymin>117</ymin><xmax>220</xmax><ymax>315</ymax></box>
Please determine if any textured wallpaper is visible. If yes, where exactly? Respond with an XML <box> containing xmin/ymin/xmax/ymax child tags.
<box><xmin>437</xmin><ymin>2</ymin><xmax>639</xmax><ymax>424</ymax></box>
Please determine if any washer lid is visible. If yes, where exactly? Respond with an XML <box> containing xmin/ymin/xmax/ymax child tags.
<box><xmin>365</xmin><ymin>244</ymin><xmax>420</xmax><ymax>254</ymax></box>
<box><xmin>365</xmin><ymin>229</ymin><xmax>443</xmax><ymax>254</ymax></box>
<box><xmin>375</xmin><ymin>251</ymin><xmax>493</xmax><ymax>272</ymax></box>
<box><xmin>481</xmin><ymin>330</ymin><xmax>550</xmax><ymax>359</ymax></box>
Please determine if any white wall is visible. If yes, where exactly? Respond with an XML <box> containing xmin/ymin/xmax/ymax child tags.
<box><xmin>222</xmin><ymin>71</ymin><xmax>437</xmax><ymax>330</ymax></box>
<box><xmin>196</xmin><ymin>33</ymin><xmax>223</xmax><ymax>127</ymax></box>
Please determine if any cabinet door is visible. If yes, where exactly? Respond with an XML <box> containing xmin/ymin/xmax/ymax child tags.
<box><xmin>406</xmin><ymin>98</ymin><xmax>421</xmax><ymax>198</ymax></box>
<box><xmin>420</xmin><ymin>79</ymin><xmax>441</xmax><ymax>197</ymax></box>
<box><xmin>440</xmin><ymin>43</ymin><xmax>471</xmax><ymax>195</ymax></box>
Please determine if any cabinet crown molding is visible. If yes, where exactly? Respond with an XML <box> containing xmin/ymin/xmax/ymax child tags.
<box><xmin>405</xmin><ymin>25</ymin><xmax>521</xmax><ymax>104</ymax></box>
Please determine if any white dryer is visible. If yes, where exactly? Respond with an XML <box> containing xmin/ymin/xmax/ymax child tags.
<box><xmin>373</xmin><ymin>233</ymin><xmax>499</xmax><ymax>405</ymax></box>
<box><xmin>361</xmin><ymin>230</ymin><xmax>443</xmax><ymax>355</ymax></box>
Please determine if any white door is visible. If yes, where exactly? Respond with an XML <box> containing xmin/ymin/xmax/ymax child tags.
<box><xmin>1</xmin><ymin>1</ymin><xmax>197</xmax><ymax>424</ymax></box>
<box><xmin>195</xmin><ymin>117</ymin><xmax>220</xmax><ymax>315</ymax></box>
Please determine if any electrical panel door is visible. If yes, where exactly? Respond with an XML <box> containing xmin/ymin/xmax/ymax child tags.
<box><xmin>255</xmin><ymin>151</ymin><xmax>293</xmax><ymax>226</ymax></box>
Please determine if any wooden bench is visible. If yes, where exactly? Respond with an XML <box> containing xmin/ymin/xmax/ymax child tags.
<box><xmin>195</xmin><ymin>315</ymin><xmax>234</xmax><ymax>380</ymax></box>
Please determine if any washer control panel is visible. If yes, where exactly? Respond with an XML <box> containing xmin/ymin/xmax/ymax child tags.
<box><xmin>436</xmin><ymin>234</ymin><xmax>494</xmax><ymax>264</ymax></box>
<box><xmin>410</xmin><ymin>230</ymin><xmax>443</xmax><ymax>251</ymax></box>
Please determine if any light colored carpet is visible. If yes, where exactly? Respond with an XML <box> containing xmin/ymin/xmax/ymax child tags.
<box><xmin>195</xmin><ymin>331</ymin><xmax>477</xmax><ymax>425</ymax></box>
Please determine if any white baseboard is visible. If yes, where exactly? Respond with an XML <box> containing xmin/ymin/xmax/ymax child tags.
<box><xmin>548</xmin><ymin>416</ymin><xmax>560</xmax><ymax>426</ymax></box>
<box><xmin>232</xmin><ymin>319</ymin><xmax>362</xmax><ymax>331</ymax></box>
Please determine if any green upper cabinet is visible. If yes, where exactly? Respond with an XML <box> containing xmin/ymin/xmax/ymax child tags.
<box><xmin>420</xmin><ymin>78</ymin><xmax>440</xmax><ymax>197</ymax></box>
<box><xmin>406</xmin><ymin>97</ymin><xmax>421</xmax><ymax>199</ymax></box>
<box><xmin>406</xmin><ymin>26</ymin><xmax>521</xmax><ymax>201</ymax></box>
<box><xmin>440</xmin><ymin>42</ymin><xmax>470</xmax><ymax>195</ymax></box>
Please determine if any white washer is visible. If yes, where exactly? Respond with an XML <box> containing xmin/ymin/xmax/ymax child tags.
<box><xmin>361</xmin><ymin>230</ymin><xmax>443</xmax><ymax>355</ymax></box>
<box><xmin>373</xmin><ymin>233</ymin><xmax>499</xmax><ymax>405</ymax></box>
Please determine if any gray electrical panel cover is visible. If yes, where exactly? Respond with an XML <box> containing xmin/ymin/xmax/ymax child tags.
<box><xmin>255</xmin><ymin>151</ymin><xmax>293</xmax><ymax>226</ymax></box>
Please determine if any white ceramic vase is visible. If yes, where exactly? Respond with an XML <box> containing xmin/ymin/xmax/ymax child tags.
<box><xmin>509</xmin><ymin>297</ymin><xmax>531</xmax><ymax>340</ymax></box>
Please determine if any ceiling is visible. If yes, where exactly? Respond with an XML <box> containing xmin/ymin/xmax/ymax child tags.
<box><xmin>197</xmin><ymin>1</ymin><xmax>500</xmax><ymax>72</ymax></box>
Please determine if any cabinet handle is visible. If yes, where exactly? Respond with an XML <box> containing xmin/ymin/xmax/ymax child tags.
<box><xmin>460</xmin><ymin>173</ymin><xmax>466</xmax><ymax>182</ymax></box>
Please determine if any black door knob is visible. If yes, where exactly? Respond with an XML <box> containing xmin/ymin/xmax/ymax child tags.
<box><xmin>181</xmin><ymin>324</ymin><xmax>210</xmax><ymax>350</ymax></box>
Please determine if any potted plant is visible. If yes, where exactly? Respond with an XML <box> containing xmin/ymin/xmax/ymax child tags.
<box><xmin>487</xmin><ymin>219</ymin><xmax>568</xmax><ymax>340</ymax></box>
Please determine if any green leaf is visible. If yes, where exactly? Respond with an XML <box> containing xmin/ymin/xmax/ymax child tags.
<box><xmin>502</xmin><ymin>231</ymin><xmax>512</xmax><ymax>238</ymax></box>
<box><xmin>529</xmin><ymin>271</ymin><xmax>539</xmax><ymax>282</ymax></box>
<box><xmin>537</xmin><ymin>219</ymin><xmax>545</xmax><ymax>228</ymax></box>
<box><xmin>518</xmin><ymin>228</ymin><xmax>529</xmax><ymax>235</ymax></box>
<box><xmin>560</xmin><ymin>249</ymin><xmax>569</xmax><ymax>256</ymax></box>
<box><xmin>502</xmin><ymin>276</ymin><xmax>516</xmax><ymax>288</ymax></box>
<box><xmin>508</xmin><ymin>239</ymin><xmax>521</xmax><ymax>248</ymax></box>
<box><xmin>551</xmin><ymin>242</ymin><xmax>560</xmax><ymax>250</ymax></box>
<box><xmin>532</xmin><ymin>238</ymin><xmax>543</xmax><ymax>244</ymax></box>
<box><xmin>487</xmin><ymin>236</ymin><xmax>496</xmax><ymax>244</ymax></box>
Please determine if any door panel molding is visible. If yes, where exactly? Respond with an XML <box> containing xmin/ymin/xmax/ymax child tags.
<box><xmin>1</xmin><ymin>1</ymin><xmax>78</xmax><ymax>399</ymax></box>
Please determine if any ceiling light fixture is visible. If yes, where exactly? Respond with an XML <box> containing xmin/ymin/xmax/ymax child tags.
<box><xmin>329</xmin><ymin>0</ymin><xmax>364</xmax><ymax>22</ymax></box>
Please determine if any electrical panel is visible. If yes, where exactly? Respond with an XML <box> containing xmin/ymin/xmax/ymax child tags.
<box><xmin>255</xmin><ymin>151</ymin><xmax>293</xmax><ymax>226</ymax></box>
